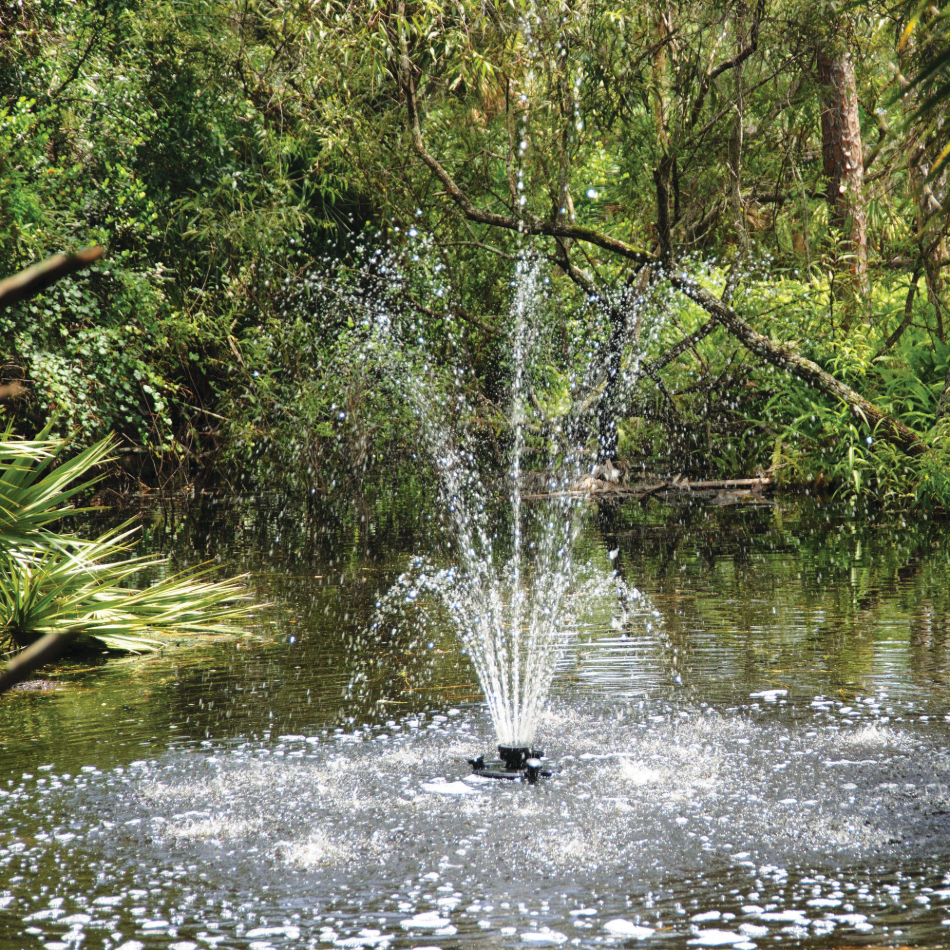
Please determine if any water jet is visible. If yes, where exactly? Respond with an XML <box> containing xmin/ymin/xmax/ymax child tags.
<box><xmin>363</xmin><ymin>260</ymin><xmax>648</xmax><ymax>767</ymax></box>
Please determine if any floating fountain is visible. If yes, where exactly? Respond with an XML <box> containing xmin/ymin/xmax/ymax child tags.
<box><xmin>467</xmin><ymin>748</ymin><xmax>551</xmax><ymax>782</ymax></box>
<box><xmin>363</xmin><ymin>258</ymin><xmax>645</xmax><ymax>781</ymax></box>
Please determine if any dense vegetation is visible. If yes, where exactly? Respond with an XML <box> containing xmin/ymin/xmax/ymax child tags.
<box><xmin>2</xmin><ymin>0</ymin><xmax>950</xmax><ymax>508</ymax></box>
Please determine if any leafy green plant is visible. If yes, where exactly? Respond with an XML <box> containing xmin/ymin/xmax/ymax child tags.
<box><xmin>1</xmin><ymin>533</ymin><xmax>250</xmax><ymax>654</ymax></box>
<box><xmin>755</xmin><ymin>316</ymin><xmax>948</xmax><ymax>510</ymax></box>
<box><xmin>0</xmin><ymin>425</ymin><xmax>111</xmax><ymax>546</ymax></box>
<box><xmin>915</xmin><ymin>420</ymin><xmax>950</xmax><ymax>509</ymax></box>
<box><xmin>0</xmin><ymin>424</ymin><xmax>255</xmax><ymax>655</ymax></box>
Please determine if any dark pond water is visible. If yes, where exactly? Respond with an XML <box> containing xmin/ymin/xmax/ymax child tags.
<box><xmin>2</xmin><ymin>495</ymin><xmax>950</xmax><ymax>950</ymax></box>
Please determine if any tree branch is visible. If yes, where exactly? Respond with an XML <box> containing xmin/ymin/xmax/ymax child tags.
<box><xmin>397</xmin><ymin>32</ymin><xmax>655</xmax><ymax>266</ymax></box>
<box><xmin>47</xmin><ymin>26</ymin><xmax>101</xmax><ymax>101</ymax></box>
<box><xmin>687</xmin><ymin>0</ymin><xmax>764</xmax><ymax>129</ymax></box>
<box><xmin>643</xmin><ymin>319</ymin><xmax>718</xmax><ymax>376</ymax></box>
<box><xmin>0</xmin><ymin>247</ymin><xmax>105</xmax><ymax>311</ymax></box>
<box><xmin>0</xmin><ymin>632</ymin><xmax>79</xmax><ymax>696</ymax></box>
<box><xmin>874</xmin><ymin>263</ymin><xmax>922</xmax><ymax>359</ymax></box>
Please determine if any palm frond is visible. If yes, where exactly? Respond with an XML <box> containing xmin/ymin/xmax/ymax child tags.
<box><xmin>0</xmin><ymin>429</ymin><xmax>259</xmax><ymax>656</ymax></box>
<box><xmin>0</xmin><ymin>425</ymin><xmax>116</xmax><ymax>548</ymax></box>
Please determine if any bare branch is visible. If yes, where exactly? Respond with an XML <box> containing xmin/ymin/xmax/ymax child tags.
<box><xmin>397</xmin><ymin>30</ymin><xmax>655</xmax><ymax>266</ymax></box>
<box><xmin>643</xmin><ymin>319</ymin><xmax>718</xmax><ymax>376</ymax></box>
<box><xmin>0</xmin><ymin>247</ymin><xmax>105</xmax><ymax>312</ymax></box>
<box><xmin>687</xmin><ymin>0</ymin><xmax>764</xmax><ymax>129</ymax></box>
<box><xmin>874</xmin><ymin>263</ymin><xmax>923</xmax><ymax>359</ymax></box>
<box><xmin>0</xmin><ymin>632</ymin><xmax>79</xmax><ymax>697</ymax></box>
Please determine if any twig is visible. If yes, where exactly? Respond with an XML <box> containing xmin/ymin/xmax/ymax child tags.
<box><xmin>875</xmin><ymin>263</ymin><xmax>923</xmax><ymax>359</ymax></box>
<box><xmin>0</xmin><ymin>247</ymin><xmax>105</xmax><ymax>311</ymax></box>
<box><xmin>0</xmin><ymin>632</ymin><xmax>80</xmax><ymax>696</ymax></box>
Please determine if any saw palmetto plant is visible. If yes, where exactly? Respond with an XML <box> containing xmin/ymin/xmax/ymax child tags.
<box><xmin>0</xmin><ymin>423</ymin><xmax>255</xmax><ymax>655</ymax></box>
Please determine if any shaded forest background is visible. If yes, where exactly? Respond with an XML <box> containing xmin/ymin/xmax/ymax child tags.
<box><xmin>3</xmin><ymin>0</ymin><xmax>950</xmax><ymax>509</ymax></box>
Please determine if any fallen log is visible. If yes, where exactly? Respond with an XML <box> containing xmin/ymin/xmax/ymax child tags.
<box><xmin>520</xmin><ymin>475</ymin><xmax>772</xmax><ymax>501</ymax></box>
<box><xmin>653</xmin><ymin>475</ymin><xmax>771</xmax><ymax>490</ymax></box>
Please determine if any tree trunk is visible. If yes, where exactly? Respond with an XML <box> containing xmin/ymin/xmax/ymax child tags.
<box><xmin>937</xmin><ymin>366</ymin><xmax>950</xmax><ymax>422</ymax></box>
<box><xmin>817</xmin><ymin>45</ymin><xmax>869</xmax><ymax>302</ymax></box>
<box><xmin>727</xmin><ymin>23</ymin><xmax>751</xmax><ymax>260</ymax></box>
<box><xmin>651</xmin><ymin>7</ymin><xmax>673</xmax><ymax>260</ymax></box>
<box><xmin>597</xmin><ymin>306</ymin><xmax>626</xmax><ymax>462</ymax></box>
<box><xmin>899</xmin><ymin>35</ymin><xmax>947</xmax><ymax>346</ymax></box>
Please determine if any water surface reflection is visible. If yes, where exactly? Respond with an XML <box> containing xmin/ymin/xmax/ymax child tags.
<box><xmin>1</xmin><ymin>496</ymin><xmax>949</xmax><ymax>949</ymax></box>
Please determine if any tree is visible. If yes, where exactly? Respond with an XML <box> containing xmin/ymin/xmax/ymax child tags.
<box><xmin>388</xmin><ymin>0</ymin><xmax>925</xmax><ymax>459</ymax></box>
<box><xmin>817</xmin><ymin>35</ymin><xmax>870</xmax><ymax>303</ymax></box>
<box><xmin>3</xmin><ymin>0</ymin><xmax>950</xmax><ymax>504</ymax></box>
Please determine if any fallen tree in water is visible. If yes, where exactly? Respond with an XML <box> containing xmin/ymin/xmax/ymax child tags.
<box><xmin>521</xmin><ymin>474</ymin><xmax>772</xmax><ymax>503</ymax></box>
<box><xmin>397</xmin><ymin>35</ymin><xmax>931</xmax><ymax>466</ymax></box>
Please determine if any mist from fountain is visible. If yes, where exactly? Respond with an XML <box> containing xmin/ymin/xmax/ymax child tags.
<box><xmin>363</xmin><ymin>257</ymin><xmax>649</xmax><ymax>749</ymax></box>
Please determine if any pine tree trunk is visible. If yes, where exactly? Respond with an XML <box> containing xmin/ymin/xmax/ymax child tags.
<box><xmin>900</xmin><ymin>36</ymin><xmax>947</xmax><ymax>346</ymax></box>
<box><xmin>817</xmin><ymin>46</ymin><xmax>869</xmax><ymax>302</ymax></box>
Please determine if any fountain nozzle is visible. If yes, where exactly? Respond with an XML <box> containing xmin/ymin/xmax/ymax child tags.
<box><xmin>498</xmin><ymin>746</ymin><xmax>531</xmax><ymax>770</ymax></box>
<box><xmin>468</xmin><ymin>746</ymin><xmax>553</xmax><ymax>782</ymax></box>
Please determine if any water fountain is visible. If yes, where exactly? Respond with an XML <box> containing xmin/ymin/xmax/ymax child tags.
<box><xmin>361</xmin><ymin>257</ymin><xmax>646</xmax><ymax>781</ymax></box>
<box><xmin>3</xmin><ymin>256</ymin><xmax>950</xmax><ymax>950</ymax></box>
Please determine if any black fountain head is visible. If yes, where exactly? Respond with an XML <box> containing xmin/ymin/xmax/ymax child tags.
<box><xmin>498</xmin><ymin>746</ymin><xmax>531</xmax><ymax>770</ymax></box>
<box><xmin>469</xmin><ymin>746</ymin><xmax>553</xmax><ymax>782</ymax></box>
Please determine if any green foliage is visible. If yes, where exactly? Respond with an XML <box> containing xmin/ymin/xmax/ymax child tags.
<box><xmin>0</xmin><ymin>0</ymin><xmax>322</xmax><ymax>457</ymax></box>
<box><xmin>0</xmin><ymin>425</ymin><xmax>255</xmax><ymax>654</ymax></box>
<box><xmin>1</xmin><ymin>530</ymin><xmax>251</xmax><ymax>653</ymax></box>
<box><xmin>897</xmin><ymin>1</ymin><xmax>950</xmax><ymax>186</ymax></box>
<box><xmin>0</xmin><ymin>264</ymin><xmax>178</xmax><ymax>447</ymax></box>
<box><xmin>0</xmin><ymin>0</ymin><xmax>949</xmax><ymax>513</ymax></box>
<box><xmin>0</xmin><ymin>423</ymin><xmax>110</xmax><ymax>545</ymax></box>
<box><xmin>736</xmin><ymin>275</ymin><xmax>950</xmax><ymax>509</ymax></box>
<box><xmin>915</xmin><ymin>420</ymin><xmax>950</xmax><ymax>508</ymax></box>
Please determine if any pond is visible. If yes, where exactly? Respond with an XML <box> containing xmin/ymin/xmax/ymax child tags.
<box><xmin>1</xmin><ymin>495</ymin><xmax>950</xmax><ymax>950</ymax></box>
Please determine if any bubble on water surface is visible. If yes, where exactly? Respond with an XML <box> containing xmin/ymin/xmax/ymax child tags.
<box><xmin>6</xmin><ymin>695</ymin><xmax>950</xmax><ymax>948</ymax></box>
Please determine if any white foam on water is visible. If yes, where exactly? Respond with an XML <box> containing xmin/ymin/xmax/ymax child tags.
<box><xmin>421</xmin><ymin>780</ymin><xmax>480</xmax><ymax>796</ymax></box>
<box><xmin>603</xmin><ymin>919</ymin><xmax>654</xmax><ymax>938</ymax></box>
<box><xmin>521</xmin><ymin>928</ymin><xmax>568</xmax><ymax>944</ymax></box>
<box><xmin>16</xmin><ymin>689</ymin><xmax>950</xmax><ymax>950</ymax></box>
<box><xmin>401</xmin><ymin>913</ymin><xmax>450</xmax><ymax>930</ymax></box>
<box><xmin>687</xmin><ymin>930</ymin><xmax>745</xmax><ymax>946</ymax></box>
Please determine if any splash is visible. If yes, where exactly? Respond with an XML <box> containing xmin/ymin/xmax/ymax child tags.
<box><xmin>366</xmin><ymin>259</ymin><xmax>644</xmax><ymax>747</ymax></box>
